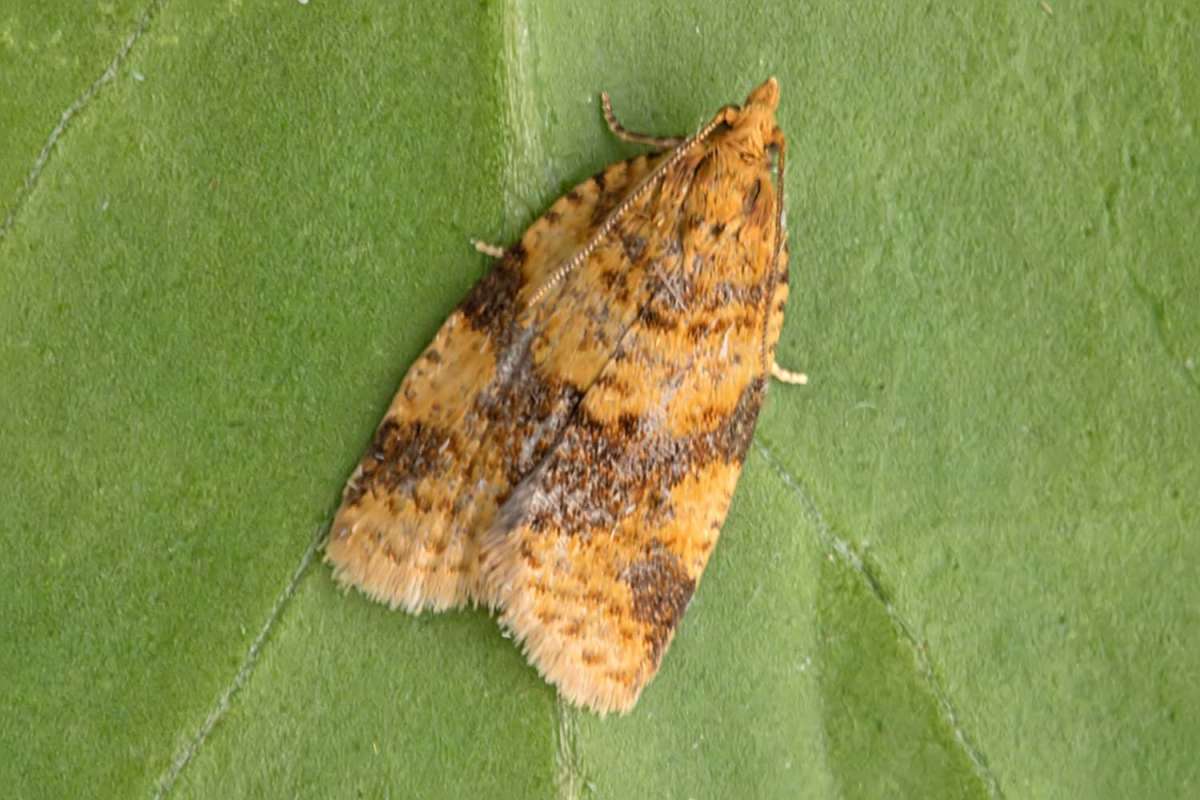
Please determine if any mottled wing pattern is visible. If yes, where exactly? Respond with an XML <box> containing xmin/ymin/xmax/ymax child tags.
<box><xmin>326</xmin><ymin>150</ymin><xmax>680</xmax><ymax>611</ymax></box>
<box><xmin>480</xmin><ymin>87</ymin><xmax>789</xmax><ymax>713</ymax></box>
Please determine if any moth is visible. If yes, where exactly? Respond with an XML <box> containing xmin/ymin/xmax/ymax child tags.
<box><xmin>326</xmin><ymin>77</ymin><xmax>803</xmax><ymax>714</ymax></box>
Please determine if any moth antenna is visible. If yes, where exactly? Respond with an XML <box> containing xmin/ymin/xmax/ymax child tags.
<box><xmin>770</xmin><ymin>128</ymin><xmax>787</xmax><ymax>271</ymax></box>
<box><xmin>760</xmin><ymin>128</ymin><xmax>790</xmax><ymax>378</ymax></box>
<box><xmin>529</xmin><ymin>106</ymin><xmax>737</xmax><ymax>306</ymax></box>
<box><xmin>601</xmin><ymin>91</ymin><xmax>687</xmax><ymax>149</ymax></box>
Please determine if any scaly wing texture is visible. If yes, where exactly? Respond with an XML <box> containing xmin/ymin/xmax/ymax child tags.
<box><xmin>325</xmin><ymin>150</ymin><xmax>679</xmax><ymax>611</ymax></box>
<box><xmin>481</xmin><ymin>84</ymin><xmax>788</xmax><ymax>713</ymax></box>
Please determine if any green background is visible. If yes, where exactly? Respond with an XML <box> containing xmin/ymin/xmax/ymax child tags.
<box><xmin>2</xmin><ymin>2</ymin><xmax>1196</xmax><ymax>798</ymax></box>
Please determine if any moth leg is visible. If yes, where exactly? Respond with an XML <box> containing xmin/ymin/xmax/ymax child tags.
<box><xmin>771</xmin><ymin>360</ymin><xmax>808</xmax><ymax>385</ymax></box>
<box><xmin>471</xmin><ymin>239</ymin><xmax>507</xmax><ymax>259</ymax></box>
<box><xmin>601</xmin><ymin>91</ymin><xmax>686</xmax><ymax>149</ymax></box>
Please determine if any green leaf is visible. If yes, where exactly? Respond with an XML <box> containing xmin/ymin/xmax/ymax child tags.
<box><xmin>2</xmin><ymin>2</ymin><xmax>1196</xmax><ymax>798</ymax></box>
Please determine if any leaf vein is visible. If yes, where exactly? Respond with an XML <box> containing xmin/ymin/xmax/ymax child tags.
<box><xmin>755</xmin><ymin>440</ymin><xmax>1006</xmax><ymax>800</ymax></box>
<box><xmin>0</xmin><ymin>0</ymin><xmax>170</xmax><ymax>241</ymax></box>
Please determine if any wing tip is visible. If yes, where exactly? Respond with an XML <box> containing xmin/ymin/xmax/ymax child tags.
<box><xmin>325</xmin><ymin>508</ymin><xmax>473</xmax><ymax>614</ymax></box>
<box><xmin>499</xmin><ymin>596</ymin><xmax>645</xmax><ymax>717</ymax></box>
<box><xmin>482</xmin><ymin>530</ymin><xmax>649</xmax><ymax>716</ymax></box>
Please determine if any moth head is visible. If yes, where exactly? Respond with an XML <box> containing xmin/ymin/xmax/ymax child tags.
<box><xmin>719</xmin><ymin>77</ymin><xmax>781</xmax><ymax>163</ymax></box>
<box><xmin>743</xmin><ymin>76</ymin><xmax>780</xmax><ymax>112</ymax></box>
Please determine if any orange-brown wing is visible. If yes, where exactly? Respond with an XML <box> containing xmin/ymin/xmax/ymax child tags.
<box><xmin>325</xmin><ymin>151</ymin><xmax>680</xmax><ymax>612</ymax></box>
<box><xmin>479</xmin><ymin>133</ymin><xmax>788</xmax><ymax>714</ymax></box>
